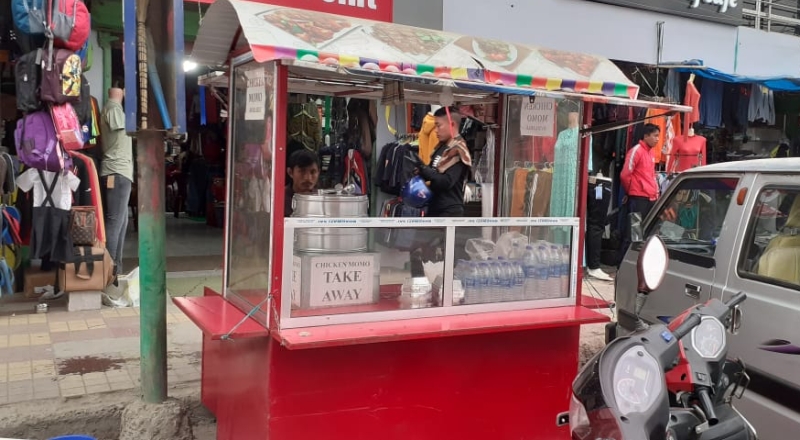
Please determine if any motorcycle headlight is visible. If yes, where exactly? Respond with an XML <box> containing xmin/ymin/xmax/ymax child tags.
<box><xmin>611</xmin><ymin>345</ymin><xmax>663</xmax><ymax>417</ymax></box>
<box><xmin>690</xmin><ymin>316</ymin><xmax>726</xmax><ymax>359</ymax></box>
<box><xmin>569</xmin><ymin>392</ymin><xmax>590</xmax><ymax>438</ymax></box>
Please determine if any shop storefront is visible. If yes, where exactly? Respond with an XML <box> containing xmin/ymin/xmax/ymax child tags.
<box><xmin>176</xmin><ymin>0</ymin><xmax>690</xmax><ymax>438</ymax></box>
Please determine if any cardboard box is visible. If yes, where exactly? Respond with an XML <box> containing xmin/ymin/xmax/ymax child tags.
<box><xmin>24</xmin><ymin>267</ymin><xmax>57</xmax><ymax>299</ymax></box>
<box><xmin>292</xmin><ymin>252</ymin><xmax>381</xmax><ymax>309</ymax></box>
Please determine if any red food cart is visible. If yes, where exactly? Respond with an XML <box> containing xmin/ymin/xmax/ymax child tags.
<box><xmin>175</xmin><ymin>1</ymin><xmax>691</xmax><ymax>439</ymax></box>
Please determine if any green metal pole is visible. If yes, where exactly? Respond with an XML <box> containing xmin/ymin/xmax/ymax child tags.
<box><xmin>137</xmin><ymin>129</ymin><xmax>168</xmax><ymax>403</ymax></box>
<box><xmin>98</xmin><ymin>33</ymin><xmax>117</xmax><ymax>96</ymax></box>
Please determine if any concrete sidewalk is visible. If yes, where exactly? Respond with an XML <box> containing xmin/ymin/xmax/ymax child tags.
<box><xmin>0</xmin><ymin>303</ymin><xmax>202</xmax><ymax>405</ymax></box>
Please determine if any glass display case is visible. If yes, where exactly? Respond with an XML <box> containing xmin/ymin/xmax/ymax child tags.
<box><xmin>223</xmin><ymin>60</ymin><xmax>277</xmax><ymax>322</ymax></box>
<box><xmin>221</xmin><ymin>59</ymin><xmax>588</xmax><ymax>329</ymax></box>
<box><xmin>280</xmin><ymin>217</ymin><xmax>579</xmax><ymax>328</ymax></box>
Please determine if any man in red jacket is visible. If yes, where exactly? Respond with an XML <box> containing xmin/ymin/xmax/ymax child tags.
<box><xmin>618</xmin><ymin>124</ymin><xmax>660</xmax><ymax>262</ymax></box>
<box><xmin>621</xmin><ymin>123</ymin><xmax>660</xmax><ymax>218</ymax></box>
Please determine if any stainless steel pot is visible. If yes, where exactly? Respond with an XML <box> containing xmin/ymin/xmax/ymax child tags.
<box><xmin>292</xmin><ymin>193</ymin><xmax>369</xmax><ymax>218</ymax></box>
<box><xmin>292</xmin><ymin>193</ymin><xmax>369</xmax><ymax>253</ymax></box>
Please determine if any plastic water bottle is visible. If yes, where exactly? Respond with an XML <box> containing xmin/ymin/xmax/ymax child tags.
<box><xmin>511</xmin><ymin>260</ymin><xmax>525</xmax><ymax>301</ymax></box>
<box><xmin>536</xmin><ymin>245</ymin><xmax>552</xmax><ymax>299</ymax></box>
<box><xmin>463</xmin><ymin>262</ymin><xmax>477</xmax><ymax>305</ymax></box>
<box><xmin>560</xmin><ymin>245</ymin><xmax>571</xmax><ymax>297</ymax></box>
<box><xmin>511</xmin><ymin>242</ymin><xmax>522</xmax><ymax>260</ymax></box>
<box><xmin>546</xmin><ymin>244</ymin><xmax>561</xmax><ymax>298</ymax></box>
<box><xmin>488</xmin><ymin>259</ymin><xmax>504</xmax><ymax>302</ymax></box>
<box><xmin>522</xmin><ymin>246</ymin><xmax>538</xmax><ymax>300</ymax></box>
<box><xmin>499</xmin><ymin>261</ymin><xmax>513</xmax><ymax>301</ymax></box>
<box><xmin>454</xmin><ymin>259</ymin><xmax>465</xmax><ymax>298</ymax></box>
<box><xmin>476</xmin><ymin>263</ymin><xmax>491</xmax><ymax>304</ymax></box>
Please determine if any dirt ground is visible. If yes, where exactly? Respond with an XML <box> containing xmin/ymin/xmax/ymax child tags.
<box><xmin>0</xmin><ymin>383</ymin><xmax>215</xmax><ymax>440</ymax></box>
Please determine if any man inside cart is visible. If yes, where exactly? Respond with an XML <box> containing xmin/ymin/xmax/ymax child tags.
<box><xmin>285</xmin><ymin>148</ymin><xmax>320</xmax><ymax>217</ymax></box>
<box><xmin>416</xmin><ymin>106</ymin><xmax>473</xmax><ymax>217</ymax></box>
<box><xmin>410</xmin><ymin>106</ymin><xmax>473</xmax><ymax>277</ymax></box>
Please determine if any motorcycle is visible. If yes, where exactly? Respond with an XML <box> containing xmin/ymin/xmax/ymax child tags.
<box><xmin>564</xmin><ymin>235</ymin><xmax>757</xmax><ymax>440</ymax></box>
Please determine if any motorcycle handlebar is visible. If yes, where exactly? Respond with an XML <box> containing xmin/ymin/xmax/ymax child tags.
<box><xmin>671</xmin><ymin>313</ymin><xmax>702</xmax><ymax>341</ymax></box>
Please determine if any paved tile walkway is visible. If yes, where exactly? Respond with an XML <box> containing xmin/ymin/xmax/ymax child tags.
<box><xmin>0</xmin><ymin>303</ymin><xmax>202</xmax><ymax>406</ymax></box>
<box><xmin>0</xmin><ymin>275</ymin><xmax>616</xmax><ymax>408</ymax></box>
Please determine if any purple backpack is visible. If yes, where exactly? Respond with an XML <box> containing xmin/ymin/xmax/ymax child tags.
<box><xmin>15</xmin><ymin>111</ymin><xmax>69</xmax><ymax>172</ymax></box>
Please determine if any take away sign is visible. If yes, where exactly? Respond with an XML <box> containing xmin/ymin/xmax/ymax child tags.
<box><xmin>187</xmin><ymin>0</ymin><xmax>393</xmax><ymax>22</ymax></box>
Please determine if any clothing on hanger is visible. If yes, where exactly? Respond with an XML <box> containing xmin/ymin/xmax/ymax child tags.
<box><xmin>748</xmin><ymin>84</ymin><xmax>775</xmax><ymax>125</ymax></box>
<box><xmin>549</xmin><ymin>127</ymin><xmax>579</xmax><ymax>219</ymax></box>
<box><xmin>699</xmin><ymin>79</ymin><xmax>723</xmax><ymax>128</ymax></box>
<box><xmin>645</xmin><ymin>108</ymin><xmax>669</xmax><ymax>163</ymax></box>
<box><xmin>288</xmin><ymin>102</ymin><xmax>322</xmax><ymax>151</ymax></box>
<box><xmin>418</xmin><ymin>113</ymin><xmax>439</xmax><ymax>165</ymax></box>
<box><xmin>17</xmin><ymin>170</ymin><xmax>79</xmax><ymax>262</ymax></box>
<box><xmin>683</xmin><ymin>79</ymin><xmax>701</xmax><ymax>138</ymax></box>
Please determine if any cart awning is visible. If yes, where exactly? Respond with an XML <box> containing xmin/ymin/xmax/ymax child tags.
<box><xmin>191</xmin><ymin>0</ymin><xmax>641</xmax><ymax>99</ymax></box>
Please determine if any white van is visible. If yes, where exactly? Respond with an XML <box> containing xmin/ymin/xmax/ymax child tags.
<box><xmin>609</xmin><ymin>158</ymin><xmax>800</xmax><ymax>440</ymax></box>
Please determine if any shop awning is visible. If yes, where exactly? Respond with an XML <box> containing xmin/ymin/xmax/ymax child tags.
<box><xmin>191</xmin><ymin>0</ymin><xmax>642</xmax><ymax>99</ymax></box>
<box><xmin>669</xmin><ymin>59</ymin><xmax>800</xmax><ymax>92</ymax></box>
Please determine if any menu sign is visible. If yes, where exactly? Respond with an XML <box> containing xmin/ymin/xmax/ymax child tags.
<box><xmin>520</xmin><ymin>98</ymin><xmax>556</xmax><ymax>137</ymax></box>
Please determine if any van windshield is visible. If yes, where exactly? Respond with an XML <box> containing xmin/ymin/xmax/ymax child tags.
<box><xmin>648</xmin><ymin>177</ymin><xmax>739</xmax><ymax>257</ymax></box>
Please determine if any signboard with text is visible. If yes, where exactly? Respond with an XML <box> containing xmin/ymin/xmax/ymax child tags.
<box><xmin>293</xmin><ymin>253</ymin><xmax>380</xmax><ymax>309</ymax></box>
<box><xmin>188</xmin><ymin>0</ymin><xmax>393</xmax><ymax>22</ymax></box>
<box><xmin>584</xmin><ymin>0</ymin><xmax>743</xmax><ymax>26</ymax></box>
<box><xmin>520</xmin><ymin>98</ymin><xmax>556</xmax><ymax>137</ymax></box>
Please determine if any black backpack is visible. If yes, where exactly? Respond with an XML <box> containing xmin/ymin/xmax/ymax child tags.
<box><xmin>15</xmin><ymin>48</ymin><xmax>42</xmax><ymax>112</ymax></box>
<box><xmin>73</xmin><ymin>74</ymin><xmax>91</xmax><ymax>125</ymax></box>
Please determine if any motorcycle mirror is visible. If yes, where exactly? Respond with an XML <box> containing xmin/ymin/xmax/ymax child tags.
<box><xmin>637</xmin><ymin>235</ymin><xmax>668</xmax><ymax>294</ymax></box>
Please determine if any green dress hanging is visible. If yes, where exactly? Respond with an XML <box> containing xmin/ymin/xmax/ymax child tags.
<box><xmin>550</xmin><ymin>127</ymin><xmax>579</xmax><ymax>244</ymax></box>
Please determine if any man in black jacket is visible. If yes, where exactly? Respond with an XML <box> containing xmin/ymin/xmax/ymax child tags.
<box><xmin>410</xmin><ymin>107</ymin><xmax>472</xmax><ymax>277</ymax></box>
<box><xmin>415</xmin><ymin>106</ymin><xmax>472</xmax><ymax>217</ymax></box>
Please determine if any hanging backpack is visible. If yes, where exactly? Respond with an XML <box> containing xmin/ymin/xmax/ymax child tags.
<box><xmin>75</xmin><ymin>36</ymin><xmax>92</xmax><ymax>71</ymax></box>
<box><xmin>15</xmin><ymin>49</ymin><xmax>43</xmax><ymax>112</ymax></box>
<box><xmin>48</xmin><ymin>0</ymin><xmax>90</xmax><ymax>51</ymax></box>
<box><xmin>12</xmin><ymin>0</ymin><xmax>47</xmax><ymax>36</ymax></box>
<box><xmin>50</xmin><ymin>102</ymin><xmax>83</xmax><ymax>150</ymax></box>
<box><xmin>72</xmin><ymin>74</ymin><xmax>90</xmax><ymax>124</ymax></box>
<box><xmin>14</xmin><ymin>110</ymin><xmax>68</xmax><ymax>171</ymax></box>
<box><xmin>40</xmin><ymin>48</ymin><xmax>82</xmax><ymax>104</ymax></box>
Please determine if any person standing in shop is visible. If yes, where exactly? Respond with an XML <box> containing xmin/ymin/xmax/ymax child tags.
<box><xmin>100</xmin><ymin>87</ymin><xmax>134</xmax><ymax>277</ymax></box>
<box><xmin>415</xmin><ymin>106</ymin><xmax>472</xmax><ymax>217</ymax></box>
<box><xmin>284</xmin><ymin>148</ymin><xmax>320</xmax><ymax>217</ymax></box>
<box><xmin>409</xmin><ymin>106</ymin><xmax>472</xmax><ymax>277</ymax></box>
<box><xmin>618</xmin><ymin>123</ymin><xmax>660</xmax><ymax>261</ymax></box>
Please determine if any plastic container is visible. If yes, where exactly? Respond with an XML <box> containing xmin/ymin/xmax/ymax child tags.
<box><xmin>521</xmin><ymin>246</ymin><xmax>537</xmax><ymax>300</ymax></box>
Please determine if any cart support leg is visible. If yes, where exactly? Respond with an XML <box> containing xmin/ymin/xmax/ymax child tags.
<box><xmin>137</xmin><ymin>129</ymin><xmax>168</xmax><ymax>404</ymax></box>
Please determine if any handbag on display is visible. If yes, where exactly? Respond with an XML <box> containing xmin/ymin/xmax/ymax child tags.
<box><xmin>58</xmin><ymin>246</ymin><xmax>113</xmax><ymax>292</ymax></box>
<box><xmin>69</xmin><ymin>206</ymin><xmax>95</xmax><ymax>245</ymax></box>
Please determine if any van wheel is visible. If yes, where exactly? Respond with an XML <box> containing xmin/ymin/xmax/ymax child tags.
<box><xmin>605</xmin><ymin>322</ymin><xmax>617</xmax><ymax>344</ymax></box>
